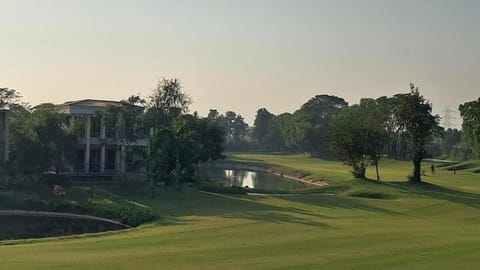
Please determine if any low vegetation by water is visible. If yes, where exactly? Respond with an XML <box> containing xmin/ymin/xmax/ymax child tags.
<box><xmin>0</xmin><ymin>185</ymin><xmax>155</xmax><ymax>227</ymax></box>
<box><xmin>1</xmin><ymin>154</ymin><xmax>480</xmax><ymax>269</ymax></box>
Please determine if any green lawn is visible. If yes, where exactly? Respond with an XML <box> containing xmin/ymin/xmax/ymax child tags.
<box><xmin>1</xmin><ymin>154</ymin><xmax>480</xmax><ymax>269</ymax></box>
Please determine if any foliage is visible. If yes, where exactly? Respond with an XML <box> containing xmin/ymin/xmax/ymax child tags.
<box><xmin>394</xmin><ymin>84</ymin><xmax>440</xmax><ymax>182</ymax></box>
<box><xmin>150</xmin><ymin>114</ymin><xmax>225</xmax><ymax>187</ymax></box>
<box><xmin>10</xmin><ymin>104</ymin><xmax>78</xmax><ymax>173</ymax></box>
<box><xmin>0</xmin><ymin>88</ymin><xmax>21</xmax><ymax>108</ymax></box>
<box><xmin>146</xmin><ymin>78</ymin><xmax>192</xmax><ymax>127</ymax></box>
<box><xmin>96</xmin><ymin>79</ymin><xmax>225</xmax><ymax>194</ymax></box>
<box><xmin>197</xmin><ymin>181</ymin><xmax>248</xmax><ymax>195</ymax></box>
<box><xmin>252</xmin><ymin>108</ymin><xmax>274</xmax><ymax>149</ymax></box>
<box><xmin>207</xmin><ymin>109</ymin><xmax>250</xmax><ymax>151</ymax></box>
<box><xmin>96</xmin><ymin>95</ymin><xmax>146</xmax><ymax>143</ymax></box>
<box><xmin>0</xmin><ymin>187</ymin><xmax>155</xmax><ymax>227</ymax></box>
<box><xmin>119</xmin><ymin>204</ymin><xmax>155</xmax><ymax>226</ymax></box>
<box><xmin>329</xmin><ymin>99</ymin><xmax>389</xmax><ymax>179</ymax></box>
<box><xmin>459</xmin><ymin>98</ymin><xmax>480</xmax><ymax>157</ymax></box>
<box><xmin>295</xmin><ymin>95</ymin><xmax>348</xmax><ymax>157</ymax></box>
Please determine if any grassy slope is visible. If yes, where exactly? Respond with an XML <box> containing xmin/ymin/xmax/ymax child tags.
<box><xmin>1</xmin><ymin>154</ymin><xmax>480</xmax><ymax>269</ymax></box>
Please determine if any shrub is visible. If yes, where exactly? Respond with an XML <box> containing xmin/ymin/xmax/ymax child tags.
<box><xmin>119</xmin><ymin>205</ymin><xmax>155</xmax><ymax>227</ymax></box>
<box><xmin>198</xmin><ymin>182</ymin><xmax>248</xmax><ymax>195</ymax></box>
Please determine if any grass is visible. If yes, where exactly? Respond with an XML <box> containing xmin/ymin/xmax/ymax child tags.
<box><xmin>1</xmin><ymin>154</ymin><xmax>480</xmax><ymax>269</ymax></box>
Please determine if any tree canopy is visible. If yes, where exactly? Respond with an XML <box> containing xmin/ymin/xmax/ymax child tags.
<box><xmin>11</xmin><ymin>103</ymin><xmax>78</xmax><ymax>173</ymax></box>
<box><xmin>459</xmin><ymin>98</ymin><xmax>480</xmax><ymax>157</ymax></box>
<box><xmin>394</xmin><ymin>84</ymin><xmax>440</xmax><ymax>182</ymax></box>
<box><xmin>329</xmin><ymin>99</ymin><xmax>389</xmax><ymax>179</ymax></box>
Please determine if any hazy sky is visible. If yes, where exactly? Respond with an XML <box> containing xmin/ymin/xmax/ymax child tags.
<box><xmin>1</xmin><ymin>0</ymin><xmax>479</xmax><ymax>126</ymax></box>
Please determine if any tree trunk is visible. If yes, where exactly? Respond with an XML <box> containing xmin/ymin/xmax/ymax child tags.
<box><xmin>149</xmin><ymin>159</ymin><xmax>155</xmax><ymax>199</ymax></box>
<box><xmin>375</xmin><ymin>162</ymin><xmax>380</xmax><ymax>181</ymax></box>
<box><xmin>174</xmin><ymin>146</ymin><xmax>181</xmax><ymax>191</ymax></box>
<box><xmin>411</xmin><ymin>157</ymin><xmax>422</xmax><ymax>182</ymax></box>
<box><xmin>150</xmin><ymin>173</ymin><xmax>155</xmax><ymax>199</ymax></box>
<box><xmin>352</xmin><ymin>162</ymin><xmax>366</xmax><ymax>179</ymax></box>
<box><xmin>196</xmin><ymin>162</ymin><xmax>200</xmax><ymax>183</ymax></box>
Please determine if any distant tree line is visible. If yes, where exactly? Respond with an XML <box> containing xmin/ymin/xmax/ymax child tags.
<box><xmin>210</xmin><ymin>84</ymin><xmax>478</xmax><ymax>182</ymax></box>
<box><xmin>2</xmin><ymin>82</ymin><xmax>479</xmax><ymax>184</ymax></box>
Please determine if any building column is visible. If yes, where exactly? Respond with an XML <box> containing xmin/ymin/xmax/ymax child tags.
<box><xmin>121</xmin><ymin>145</ymin><xmax>126</xmax><ymax>173</ymax></box>
<box><xmin>3</xmin><ymin>111</ymin><xmax>9</xmax><ymax>164</ymax></box>
<box><xmin>69</xmin><ymin>116</ymin><xmax>75</xmax><ymax>172</ymax></box>
<box><xmin>100</xmin><ymin>117</ymin><xmax>106</xmax><ymax>172</ymax></box>
<box><xmin>115</xmin><ymin>146</ymin><xmax>121</xmax><ymax>173</ymax></box>
<box><xmin>84</xmin><ymin>116</ymin><xmax>91</xmax><ymax>173</ymax></box>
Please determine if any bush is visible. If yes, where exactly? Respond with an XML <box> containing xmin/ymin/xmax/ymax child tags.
<box><xmin>22</xmin><ymin>195</ymin><xmax>50</xmax><ymax>211</ymax></box>
<box><xmin>198</xmin><ymin>182</ymin><xmax>248</xmax><ymax>195</ymax></box>
<box><xmin>119</xmin><ymin>205</ymin><xmax>155</xmax><ymax>227</ymax></box>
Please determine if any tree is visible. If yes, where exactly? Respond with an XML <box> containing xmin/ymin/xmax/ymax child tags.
<box><xmin>329</xmin><ymin>100</ymin><xmax>389</xmax><ymax>179</ymax></box>
<box><xmin>11</xmin><ymin>104</ymin><xmax>78</xmax><ymax>173</ymax></box>
<box><xmin>264</xmin><ymin>116</ymin><xmax>285</xmax><ymax>151</ymax></box>
<box><xmin>359</xmin><ymin>98</ymin><xmax>390</xmax><ymax>181</ymax></box>
<box><xmin>459</xmin><ymin>98</ymin><xmax>480</xmax><ymax>157</ymax></box>
<box><xmin>146</xmin><ymin>78</ymin><xmax>192</xmax><ymax>127</ymax></box>
<box><xmin>253</xmin><ymin>108</ymin><xmax>274</xmax><ymax>149</ymax></box>
<box><xmin>294</xmin><ymin>95</ymin><xmax>348</xmax><ymax>157</ymax></box>
<box><xmin>394</xmin><ymin>84</ymin><xmax>440</xmax><ymax>182</ymax></box>
<box><xmin>440</xmin><ymin>128</ymin><xmax>462</xmax><ymax>158</ymax></box>
<box><xmin>0</xmin><ymin>88</ymin><xmax>21</xmax><ymax>108</ymax></box>
<box><xmin>99</xmin><ymin>79</ymin><xmax>225</xmax><ymax>196</ymax></box>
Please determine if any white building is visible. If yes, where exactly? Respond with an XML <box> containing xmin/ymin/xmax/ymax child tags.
<box><xmin>56</xmin><ymin>99</ymin><xmax>148</xmax><ymax>175</ymax></box>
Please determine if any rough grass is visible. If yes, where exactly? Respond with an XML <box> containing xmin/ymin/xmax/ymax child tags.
<box><xmin>1</xmin><ymin>154</ymin><xmax>480</xmax><ymax>269</ymax></box>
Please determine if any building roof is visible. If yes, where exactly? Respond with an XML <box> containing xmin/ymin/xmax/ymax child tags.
<box><xmin>58</xmin><ymin>99</ymin><xmax>123</xmax><ymax>108</ymax></box>
<box><xmin>56</xmin><ymin>99</ymin><xmax>144</xmax><ymax>115</ymax></box>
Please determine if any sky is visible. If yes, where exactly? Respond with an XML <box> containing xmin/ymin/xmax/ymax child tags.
<box><xmin>1</xmin><ymin>0</ymin><xmax>479</xmax><ymax>126</ymax></box>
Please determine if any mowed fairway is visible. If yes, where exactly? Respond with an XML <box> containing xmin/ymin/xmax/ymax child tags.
<box><xmin>2</xmin><ymin>154</ymin><xmax>480</xmax><ymax>269</ymax></box>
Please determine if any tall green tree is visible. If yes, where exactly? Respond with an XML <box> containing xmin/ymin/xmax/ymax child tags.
<box><xmin>459</xmin><ymin>98</ymin><xmax>480</xmax><ymax>157</ymax></box>
<box><xmin>99</xmin><ymin>79</ymin><xmax>224</xmax><ymax>195</ymax></box>
<box><xmin>151</xmin><ymin>115</ymin><xmax>225</xmax><ymax>188</ymax></box>
<box><xmin>358</xmin><ymin>98</ymin><xmax>390</xmax><ymax>180</ymax></box>
<box><xmin>295</xmin><ymin>95</ymin><xmax>348</xmax><ymax>157</ymax></box>
<box><xmin>253</xmin><ymin>108</ymin><xmax>274</xmax><ymax>149</ymax></box>
<box><xmin>11</xmin><ymin>104</ymin><xmax>78</xmax><ymax>173</ymax></box>
<box><xmin>394</xmin><ymin>84</ymin><xmax>440</xmax><ymax>182</ymax></box>
<box><xmin>329</xmin><ymin>100</ymin><xmax>389</xmax><ymax>179</ymax></box>
<box><xmin>146</xmin><ymin>78</ymin><xmax>192</xmax><ymax>127</ymax></box>
<box><xmin>0</xmin><ymin>88</ymin><xmax>21</xmax><ymax>108</ymax></box>
<box><xmin>440</xmin><ymin>128</ymin><xmax>462</xmax><ymax>158</ymax></box>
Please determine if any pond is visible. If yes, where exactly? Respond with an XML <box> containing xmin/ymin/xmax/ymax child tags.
<box><xmin>201</xmin><ymin>168</ymin><xmax>306</xmax><ymax>191</ymax></box>
<box><xmin>0</xmin><ymin>215</ymin><xmax>126</xmax><ymax>241</ymax></box>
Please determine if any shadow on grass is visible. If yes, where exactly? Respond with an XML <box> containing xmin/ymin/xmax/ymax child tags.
<box><xmin>112</xmin><ymin>184</ymin><xmax>407</xmax><ymax>228</ymax></box>
<box><xmin>223</xmin><ymin>210</ymin><xmax>331</xmax><ymax>227</ymax></box>
<box><xmin>267</xmin><ymin>193</ymin><xmax>402</xmax><ymax>216</ymax></box>
<box><xmin>387</xmin><ymin>181</ymin><xmax>480</xmax><ymax>209</ymax></box>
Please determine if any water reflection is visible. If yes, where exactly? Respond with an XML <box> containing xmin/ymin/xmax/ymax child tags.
<box><xmin>202</xmin><ymin>168</ymin><xmax>305</xmax><ymax>191</ymax></box>
<box><xmin>225</xmin><ymin>169</ymin><xmax>257</xmax><ymax>188</ymax></box>
<box><xmin>0</xmin><ymin>216</ymin><xmax>125</xmax><ymax>241</ymax></box>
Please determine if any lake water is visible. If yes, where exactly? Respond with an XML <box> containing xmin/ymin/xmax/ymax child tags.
<box><xmin>0</xmin><ymin>215</ymin><xmax>125</xmax><ymax>241</ymax></box>
<box><xmin>201</xmin><ymin>168</ymin><xmax>306</xmax><ymax>191</ymax></box>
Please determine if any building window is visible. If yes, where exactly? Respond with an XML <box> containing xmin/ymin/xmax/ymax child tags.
<box><xmin>74</xmin><ymin>150</ymin><xmax>84</xmax><ymax>171</ymax></box>
<box><xmin>106</xmin><ymin>122</ymin><xmax>115</xmax><ymax>138</ymax></box>
<box><xmin>90</xmin><ymin>150</ymin><xmax>100</xmax><ymax>172</ymax></box>
<box><xmin>90</xmin><ymin>118</ymin><xmax>101</xmax><ymax>138</ymax></box>
<box><xmin>106</xmin><ymin>150</ymin><xmax>115</xmax><ymax>170</ymax></box>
